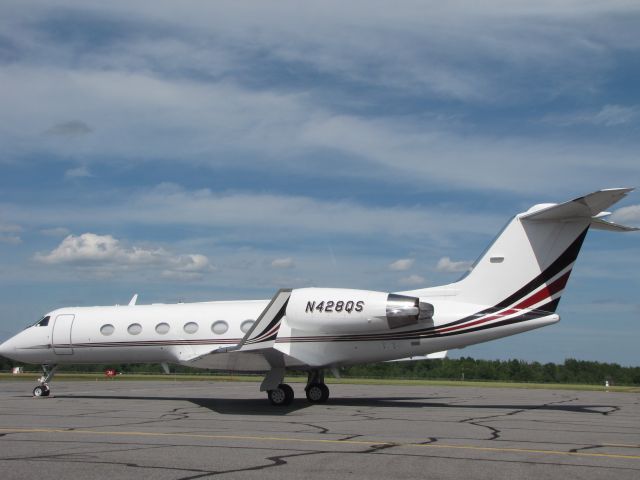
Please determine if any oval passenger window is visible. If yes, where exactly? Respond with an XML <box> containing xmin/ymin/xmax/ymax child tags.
<box><xmin>127</xmin><ymin>323</ymin><xmax>142</xmax><ymax>335</ymax></box>
<box><xmin>155</xmin><ymin>323</ymin><xmax>170</xmax><ymax>334</ymax></box>
<box><xmin>184</xmin><ymin>322</ymin><xmax>199</xmax><ymax>334</ymax></box>
<box><xmin>211</xmin><ymin>321</ymin><xmax>229</xmax><ymax>335</ymax></box>
<box><xmin>240</xmin><ymin>320</ymin><xmax>254</xmax><ymax>333</ymax></box>
<box><xmin>100</xmin><ymin>324</ymin><xmax>115</xmax><ymax>336</ymax></box>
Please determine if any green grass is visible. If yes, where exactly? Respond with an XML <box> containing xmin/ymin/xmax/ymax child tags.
<box><xmin>1</xmin><ymin>372</ymin><xmax>638</xmax><ymax>393</ymax></box>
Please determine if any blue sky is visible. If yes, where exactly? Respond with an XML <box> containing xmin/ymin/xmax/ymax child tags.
<box><xmin>1</xmin><ymin>1</ymin><xmax>639</xmax><ymax>364</ymax></box>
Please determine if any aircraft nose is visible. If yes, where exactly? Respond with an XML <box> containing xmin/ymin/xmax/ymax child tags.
<box><xmin>0</xmin><ymin>338</ymin><xmax>14</xmax><ymax>357</ymax></box>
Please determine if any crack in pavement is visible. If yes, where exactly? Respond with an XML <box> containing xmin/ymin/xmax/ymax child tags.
<box><xmin>569</xmin><ymin>444</ymin><xmax>607</xmax><ymax>454</ymax></box>
<box><xmin>175</xmin><ymin>451</ymin><xmax>324</xmax><ymax>480</ymax></box>
<box><xmin>417</xmin><ymin>437</ymin><xmax>439</xmax><ymax>445</ymax></box>
<box><xmin>458</xmin><ymin>396</ymin><xmax>581</xmax><ymax>441</ymax></box>
<box><xmin>295</xmin><ymin>423</ymin><xmax>330</xmax><ymax>434</ymax></box>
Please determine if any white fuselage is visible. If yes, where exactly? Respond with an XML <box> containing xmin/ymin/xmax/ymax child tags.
<box><xmin>0</xmin><ymin>294</ymin><xmax>559</xmax><ymax>371</ymax></box>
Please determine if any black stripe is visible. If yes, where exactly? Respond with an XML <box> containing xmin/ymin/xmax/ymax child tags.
<box><xmin>247</xmin><ymin>300</ymin><xmax>288</xmax><ymax>344</ymax></box>
<box><xmin>282</xmin><ymin>302</ymin><xmax>557</xmax><ymax>343</ymax></box>
<box><xmin>53</xmin><ymin>303</ymin><xmax>557</xmax><ymax>351</ymax></box>
<box><xmin>493</xmin><ymin>227</ymin><xmax>588</xmax><ymax>310</ymax></box>
<box><xmin>53</xmin><ymin>338</ymin><xmax>241</xmax><ymax>349</ymax></box>
<box><xmin>431</xmin><ymin>226</ymin><xmax>588</xmax><ymax>331</ymax></box>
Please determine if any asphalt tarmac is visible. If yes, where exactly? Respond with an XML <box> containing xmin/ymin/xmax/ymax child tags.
<box><xmin>0</xmin><ymin>380</ymin><xmax>638</xmax><ymax>479</ymax></box>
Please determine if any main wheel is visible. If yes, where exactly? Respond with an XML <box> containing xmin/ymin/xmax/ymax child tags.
<box><xmin>306</xmin><ymin>383</ymin><xmax>329</xmax><ymax>403</ymax></box>
<box><xmin>267</xmin><ymin>384</ymin><xmax>294</xmax><ymax>406</ymax></box>
<box><xmin>280</xmin><ymin>384</ymin><xmax>294</xmax><ymax>403</ymax></box>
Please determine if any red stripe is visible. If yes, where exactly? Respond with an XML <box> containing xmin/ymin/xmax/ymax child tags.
<box><xmin>275</xmin><ymin>271</ymin><xmax>573</xmax><ymax>342</ymax></box>
<box><xmin>512</xmin><ymin>270</ymin><xmax>571</xmax><ymax>311</ymax></box>
<box><xmin>436</xmin><ymin>270</ymin><xmax>571</xmax><ymax>335</ymax></box>
<box><xmin>437</xmin><ymin>309</ymin><xmax>518</xmax><ymax>334</ymax></box>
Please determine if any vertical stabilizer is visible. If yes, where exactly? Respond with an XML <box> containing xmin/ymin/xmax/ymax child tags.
<box><xmin>410</xmin><ymin>189</ymin><xmax>635</xmax><ymax>313</ymax></box>
<box><xmin>454</xmin><ymin>188</ymin><xmax>635</xmax><ymax>311</ymax></box>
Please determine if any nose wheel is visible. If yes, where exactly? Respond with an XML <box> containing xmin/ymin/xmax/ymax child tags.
<box><xmin>33</xmin><ymin>385</ymin><xmax>50</xmax><ymax>397</ymax></box>
<box><xmin>33</xmin><ymin>364</ymin><xmax>57</xmax><ymax>398</ymax></box>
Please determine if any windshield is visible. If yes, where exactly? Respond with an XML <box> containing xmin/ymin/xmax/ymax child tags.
<box><xmin>31</xmin><ymin>316</ymin><xmax>50</xmax><ymax>328</ymax></box>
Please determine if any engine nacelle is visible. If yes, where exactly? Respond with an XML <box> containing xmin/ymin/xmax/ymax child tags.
<box><xmin>285</xmin><ymin>288</ymin><xmax>434</xmax><ymax>334</ymax></box>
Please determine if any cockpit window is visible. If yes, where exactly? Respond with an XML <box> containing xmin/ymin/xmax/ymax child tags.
<box><xmin>36</xmin><ymin>316</ymin><xmax>50</xmax><ymax>327</ymax></box>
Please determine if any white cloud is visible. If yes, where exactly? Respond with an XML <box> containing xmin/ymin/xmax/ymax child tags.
<box><xmin>1</xmin><ymin>4</ymin><xmax>638</xmax><ymax>194</ymax></box>
<box><xmin>611</xmin><ymin>205</ymin><xmax>640</xmax><ymax>225</ymax></box>
<box><xmin>590</xmin><ymin>105</ymin><xmax>638</xmax><ymax>126</ymax></box>
<box><xmin>399</xmin><ymin>274</ymin><xmax>426</xmax><ymax>286</ymax></box>
<box><xmin>271</xmin><ymin>257</ymin><xmax>295</xmax><ymax>269</ymax></box>
<box><xmin>1</xmin><ymin>183</ymin><xmax>501</xmax><ymax>242</ymax></box>
<box><xmin>543</xmin><ymin>104</ymin><xmax>638</xmax><ymax>127</ymax></box>
<box><xmin>0</xmin><ymin>224</ymin><xmax>22</xmax><ymax>233</ymax></box>
<box><xmin>389</xmin><ymin>258</ymin><xmax>414</xmax><ymax>271</ymax></box>
<box><xmin>34</xmin><ymin>233</ymin><xmax>213</xmax><ymax>280</ymax></box>
<box><xmin>65</xmin><ymin>165</ymin><xmax>92</xmax><ymax>178</ymax></box>
<box><xmin>45</xmin><ymin>120</ymin><xmax>93</xmax><ymax>137</ymax></box>
<box><xmin>170</xmin><ymin>254</ymin><xmax>210</xmax><ymax>272</ymax></box>
<box><xmin>0</xmin><ymin>223</ymin><xmax>22</xmax><ymax>244</ymax></box>
<box><xmin>0</xmin><ymin>235</ymin><xmax>22</xmax><ymax>245</ymax></box>
<box><xmin>436</xmin><ymin>256</ymin><xmax>473</xmax><ymax>273</ymax></box>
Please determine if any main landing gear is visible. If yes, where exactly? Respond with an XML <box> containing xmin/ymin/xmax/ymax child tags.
<box><xmin>33</xmin><ymin>364</ymin><xmax>57</xmax><ymax>397</ymax></box>
<box><xmin>267</xmin><ymin>384</ymin><xmax>294</xmax><ymax>406</ymax></box>
<box><xmin>305</xmin><ymin>382</ymin><xmax>329</xmax><ymax>403</ymax></box>
<box><xmin>304</xmin><ymin>370</ymin><xmax>330</xmax><ymax>404</ymax></box>
<box><xmin>263</xmin><ymin>369</ymin><xmax>331</xmax><ymax>406</ymax></box>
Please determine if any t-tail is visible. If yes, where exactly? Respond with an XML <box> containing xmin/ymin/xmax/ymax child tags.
<box><xmin>410</xmin><ymin>188</ymin><xmax>637</xmax><ymax>314</ymax></box>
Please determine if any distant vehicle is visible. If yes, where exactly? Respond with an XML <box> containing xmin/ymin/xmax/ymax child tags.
<box><xmin>0</xmin><ymin>189</ymin><xmax>636</xmax><ymax>405</ymax></box>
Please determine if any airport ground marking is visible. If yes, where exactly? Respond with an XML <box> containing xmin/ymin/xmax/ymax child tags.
<box><xmin>1</xmin><ymin>427</ymin><xmax>639</xmax><ymax>461</ymax></box>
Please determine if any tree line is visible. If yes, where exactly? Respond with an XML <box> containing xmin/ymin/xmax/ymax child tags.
<box><xmin>2</xmin><ymin>355</ymin><xmax>639</xmax><ymax>385</ymax></box>
<box><xmin>342</xmin><ymin>357</ymin><xmax>640</xmax><ymax>385</ymax></box>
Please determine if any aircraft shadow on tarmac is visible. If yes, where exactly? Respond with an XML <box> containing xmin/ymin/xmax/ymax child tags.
<box><xmin>58</xmin><ymin>394</ymin><xmax>618</xmax><ymax>416</ymax></box>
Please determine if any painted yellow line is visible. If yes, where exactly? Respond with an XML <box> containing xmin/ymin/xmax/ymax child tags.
<box><xmin>0</xmin><ymin>428</ymin><xmax>639</xmax><ymax>461</ymax></box>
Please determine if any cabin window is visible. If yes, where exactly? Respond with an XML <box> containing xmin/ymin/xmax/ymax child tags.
<box><xmin>36</xmin><ymin>316</ymin><xmax>50</xmax><ymax>327</ymax></box>
<box><xmin>211</xmin><ymin>320</ymin><xmax>228</xmax><ymax>335</ymax></box>
<box><xmin>127</xmin><ymin>323</ymin><xmax>142</xmax><ymax>335</ymax></box>
<box><xmin>155</xmin><ymin>323</ymin><xmax>170</xmax><ymax>334</ymax></box>
<box><xmin>240</xmin><ymin>319</ymin><xmax>255</xmax><ymax>334</ymax></box>
<box><xmin>100</xmin><ymin>324</ymin><xmax>115</xmax><ymax>336</ymax></box>
<box><xmin>183</xmin><ymin>322</ymin><xmax>199</xmax><ymax>334</ymax></box>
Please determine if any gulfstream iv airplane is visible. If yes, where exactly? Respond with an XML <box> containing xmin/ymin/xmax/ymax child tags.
<box><xmin>0</xmin><ymin>189</ymin><xmax>637</xmax><ymax>405</ymax></box>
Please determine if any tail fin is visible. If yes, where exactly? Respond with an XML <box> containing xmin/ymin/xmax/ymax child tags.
<box><xmin>432</xmin><ymin>189</ymin><xmax>636</xmax><ymax>312</ymax></box>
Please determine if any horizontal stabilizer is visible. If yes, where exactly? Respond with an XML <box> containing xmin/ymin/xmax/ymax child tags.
<box><xmin>590</xmin><ymin>217</ymin><xmax>639</xmax><ymax>232</ymax></box>
<box><xmin>521</xmin><ymin>188</ymin><xmax>633</xmax><ymax>222</ymax></box>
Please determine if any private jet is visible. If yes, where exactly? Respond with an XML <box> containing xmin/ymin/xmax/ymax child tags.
<box><xmin>0</xmin><ymin>188</ymin><xmax>636</xmax><ymax>405</ymax></box>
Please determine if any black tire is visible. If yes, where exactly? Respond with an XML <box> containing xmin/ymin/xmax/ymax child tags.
<box><xmin>33</xmin><ymin>386</ymin><xmax>45</xmax><ymax>397</ymax></box>
<box><xmin>268</xmin><ymin>384</ymin><xmax>294</xmax><ymax>406</ymax></box>
<box><xmin>306</xmin><ymin>383</ymin><xmax>329</xmax><ymax>403</ymax></box>
<box><xmin>280</xmin><ymin>384</ymin><xmax>294</xmax><ymax>405</ymax></box>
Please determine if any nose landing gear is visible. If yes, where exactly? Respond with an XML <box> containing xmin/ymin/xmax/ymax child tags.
<box><xmin>33</xmin><ymin>364</ymin><xmax>57</xmax><ymax>398</ymax></box>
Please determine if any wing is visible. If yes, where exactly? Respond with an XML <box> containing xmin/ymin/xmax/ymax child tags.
<box><xmin>181</xmin><ymin>289</ymin><xmax>293</xmax><ymax>369</ymax></box>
